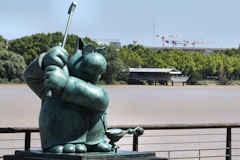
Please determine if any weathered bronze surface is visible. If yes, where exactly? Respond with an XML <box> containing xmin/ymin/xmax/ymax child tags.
<box><xmin>24</xmin><ymin>41</ymin><xmax>111</xmax><ymax>153</ymax></box>
<box><xmin>23</xmin><ymin>1</ymin><xmax>146</xmax><ymax>155</ymax></box>
<box><xmin>106</xmin><ymin>127</ymin><xmax>144</xmax><ymax>153</ymax></box>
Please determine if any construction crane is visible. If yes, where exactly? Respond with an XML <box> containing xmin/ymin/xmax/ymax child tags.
<box><xmin>190</xmin><ymin>40</ymin><xmax>208</xmax><ymax>48</ymax></box>
<box><xmin>164</xmin><ymin>39</ymin><xmax>209</xmax><ymax>48</ymax></box>
<box><xmin>155</xmin><ymin>34</ymin><xmax>178</xmax><ymax>47</ymax></box>
<box><xmin>170</xmin><ymin>40</ymin><xmax>186</xmax><ymax>47</ymax></box>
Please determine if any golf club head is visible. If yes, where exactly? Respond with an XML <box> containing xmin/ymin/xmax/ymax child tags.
<box><xmin>68</xmin><ymin>1</ymin><xmax>77</xmax><ymax>15</ymax></box>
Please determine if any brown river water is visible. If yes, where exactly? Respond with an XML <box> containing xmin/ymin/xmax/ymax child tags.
<box><xmin>0</xmin><ymin>84</ymin><xmax>240</xmax><ymax>159</ymax></box>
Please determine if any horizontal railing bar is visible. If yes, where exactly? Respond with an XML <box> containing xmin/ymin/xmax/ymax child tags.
<box><xmin>0</xmin><ymin>138</ymin><xmax>40</xmax><ymax>141</ymax></box>
<box><xmin>0</xmin><ymin>128</ymin><xmax>39</xmax><ymax>133</ymax></box>
<box><xmin>119</xmin><ymin>139</ymin><xmax>240</xmax><ymax>146</ymax></box>
<box><xmin>0</xmin><ymin>138</ymin><xmax>40</xmax><ymax>142</ymax></box>
<box><xmin>141</xmin><ymin>133</ymin><xmax>228</xmax><ymax>137</ymax></box>
<box><xmin>0</xmin><ymin>138</ymin><xmax>25</xmax><ymax>141</ymax></box>
<box><xmin>110</xmin><ymin>123</ymin><xmax>240</xmax><ymax>130</ymax></box>
<box><xmin>1</xmin><ymin>123</ymin><xmax>240</xmax><ymax>133</ymax></box>
<box><xmin>153</xmin><ymin>148</ymin><xmax>228</xmax><ymax>152</ymax></box>
<box><xmin>0</xmin><ymin>147</ymin><xmax>24</xmax><ymax>150</ymax></box>
<box><xmin>169</xmin><ymin>155</ymin><xmax>226</xmax><ymax>159</ymax></box>
<box><xmin>143</xmin><ymin>132</ymin><xmax>240</xmax><ymax>137</ymax></box>
<box><xmin>139</xmin><ymin>140</ymin><xmax>226</xmax><ymax>145</ymax></box>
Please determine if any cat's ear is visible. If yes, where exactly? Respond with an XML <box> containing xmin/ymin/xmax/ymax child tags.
<box><xmin>78</xmin><ymin>37</ymin><xmax>85</xmax><ymax>50</ymax></box>
<box><xmin>74</xmin><ymin>37</ymin><xmax>85</xmax><ymax>53</ymax></box>
<box><xmin>69</xmin><ymin>37</ymin><xmax>84</xmax><ymax>67</ymax></box>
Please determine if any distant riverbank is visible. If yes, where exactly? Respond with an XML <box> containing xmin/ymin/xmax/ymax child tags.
<box><xmin>0</xmin><ymin>80</ymin><xmax>240</xmax><ymax>86</ymax></box>
<box><xmin>1</xmin><ymin>79</ymin><xmax>240</xmax><ymax>86</ymax></box>
<box><xmin>192</xmin><ymin>80</ymin><xmax>240</xmax><ymax>85</ymax></box>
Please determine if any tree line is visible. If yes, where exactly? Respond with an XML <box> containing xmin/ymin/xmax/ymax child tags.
<box><xmin>1</xmin><ymin>32</ymin><xmax>240</xmax><ymax>84</ymax></box>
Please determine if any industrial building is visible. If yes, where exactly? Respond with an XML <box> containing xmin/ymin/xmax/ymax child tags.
<box><xmin>128</xmin><ymin>68</ymin><xmax>189</xmax><ymax>86</ymax></box>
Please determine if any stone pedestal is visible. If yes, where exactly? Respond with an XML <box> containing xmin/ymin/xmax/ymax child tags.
<box><xmin>15</xmin><ymin>150</ymin><xmax>167</xmax><ymax>160</ymax></box>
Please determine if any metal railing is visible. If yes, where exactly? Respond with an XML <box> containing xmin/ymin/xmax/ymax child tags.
<box><xmin>1</xmin><ymin>123</ymin><xmax>240</xmax><ymax>160</ymax></box>
<box><xmin>0</xmin><ymin>127</ymin><xmax>39</xmax><ymax>151</ymax></box>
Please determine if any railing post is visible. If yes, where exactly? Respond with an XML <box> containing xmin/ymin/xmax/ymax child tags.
<box><xmin>133</xmin><ymin>134</ymin><xmax>138</xmax><ymax>152</ymax></box>
<box><xmin>24</xmin><ymin>132</ymin><xmax>31</xmax><ymax>151</ymax></box>
<box><xmin>226</xmin><ymin>127</ymin><xmax>232</xmax><ymax>160</ymax></box>
<box><xmin>168</xmin><ymin>151</ymin><xmax>171</xmax><ymax>160</ymax></box>
<box><xmin>198</xmin><ymin>149</ymin><xmax>201</xmax><ymax>160</ymax></box>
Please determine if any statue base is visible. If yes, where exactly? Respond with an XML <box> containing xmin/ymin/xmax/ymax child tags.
<box><xmin>15</xmin><ymin>150</ymin><xmax>167</xmax><ymax>160</ymax></box>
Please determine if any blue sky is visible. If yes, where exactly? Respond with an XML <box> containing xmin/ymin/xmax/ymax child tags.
<box><xmin>0</xmin><ymin>0</ymin><xmax>240</xmax><ymax>48</ymax></box>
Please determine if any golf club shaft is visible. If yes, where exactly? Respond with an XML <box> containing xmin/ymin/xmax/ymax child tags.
<box><xmin>62</xmin><ymin>14</ymin><xmax>73</xmax><ymax>48</ymax></box>
<box><xmin>62</xmin><ymin>1</ymin><xmax>77</xmax><ymax>48</ymax></box>
<box><xmin>46</xmin><ymin>1</ymin><xmax>77</xmax><ymax>98</ymax></box>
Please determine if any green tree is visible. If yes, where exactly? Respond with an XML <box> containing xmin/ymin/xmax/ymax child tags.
<box><xmin>9</xmin><ymin>33</ymin><xmax>52</xmax><ymax>64</ymax></box>
<box><xmin>118</xmin><ymin>47</ymin><xmax>143</xmax><ymax>67</ymax></box>
<box><xmin>8</xmin><ymin>32</ymin><xmax>99</xmax><ymax>65</ymax></box>
<box><xmin>0</xmin><ymin>50</ymin><xmax>26</xmax><ymax>82</ymax></box>
<box><xmin>102</xmin><ymin>45</ymin><xmax>128</xmax><ymax>84</ymax></box>
<box><xmin>0</xmin><ymin>35</ymin><xmax>7</xmax><ymax>50</ymax></box>
<box><xmin>187</xmin><ymin>72</ymin><xmax>203</xmax><ymax>85</ymax></box>
<box><xmin>82</xmin><ymin>37</ymin><xmax>98</xmax><ymax>47</ymax></box>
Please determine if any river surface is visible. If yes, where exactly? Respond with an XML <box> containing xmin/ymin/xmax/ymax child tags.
<box><xmin>1</xmin><ymin>84</ymin><xmax>239</xmax><ymax>127</ymax></box>
<box><xmin>0</xmin><ymin>84</ymin><xmax>240</xmax><ymax>159</ymax></box>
